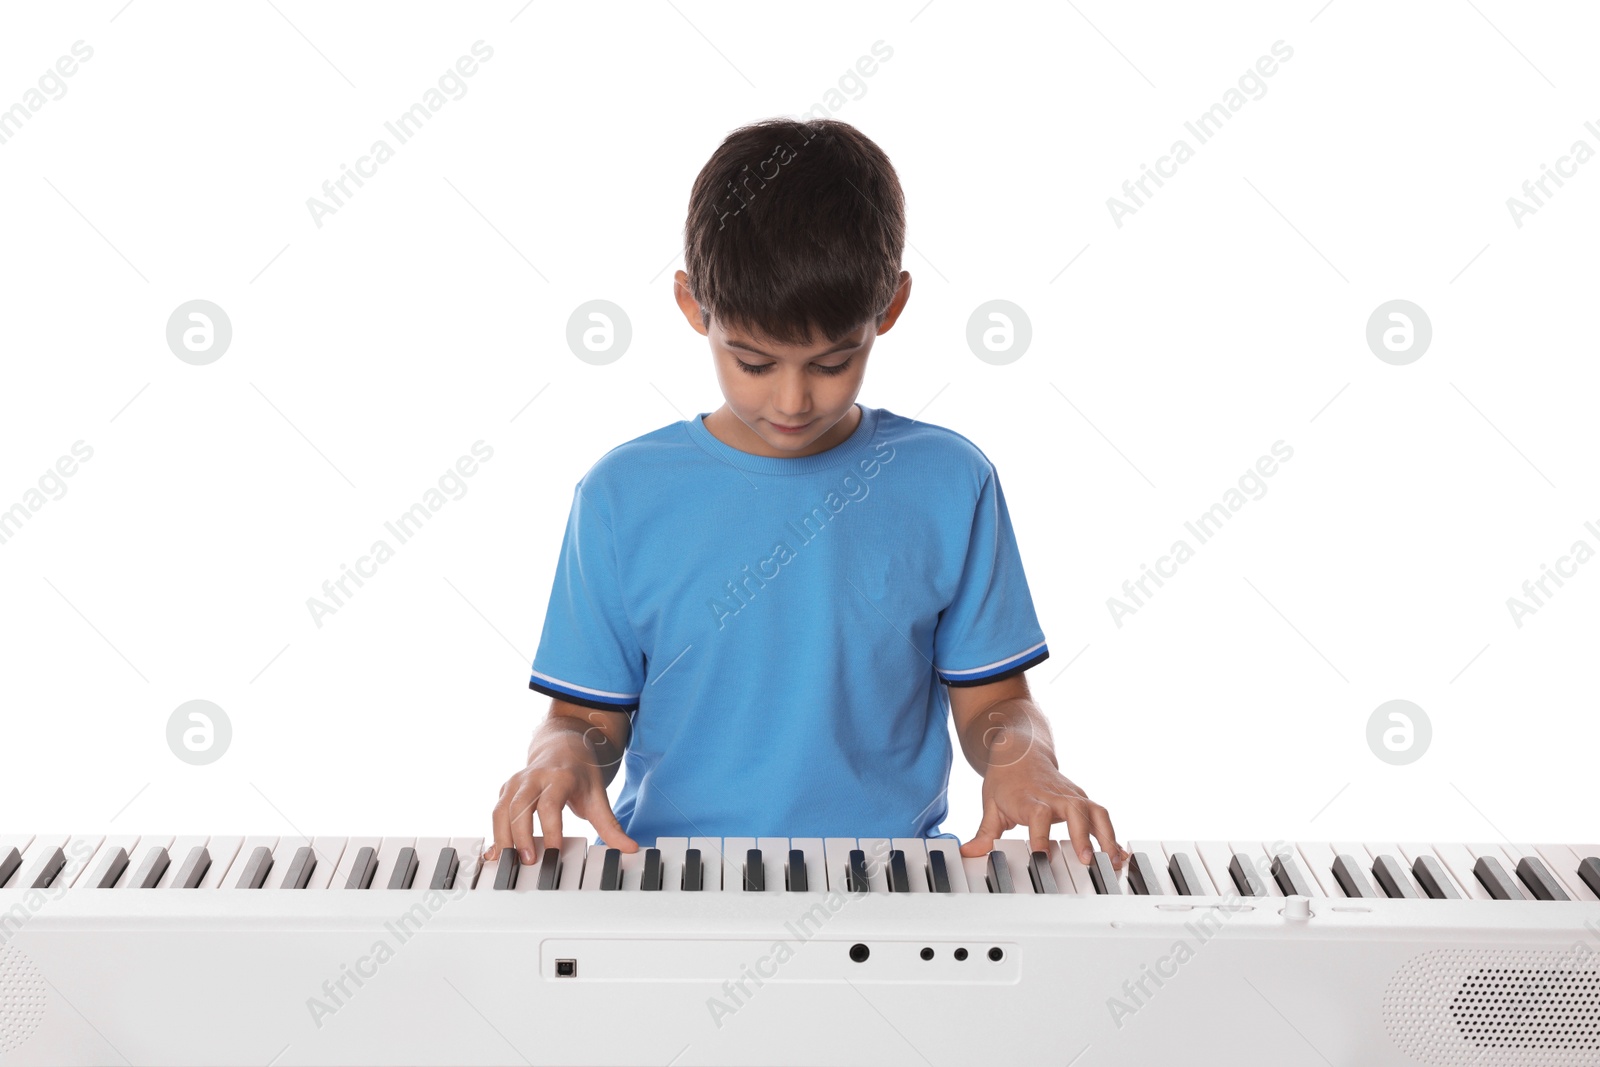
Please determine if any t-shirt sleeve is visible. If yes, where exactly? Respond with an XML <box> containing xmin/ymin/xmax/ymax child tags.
<box><xmin>933</xmin><ymin>464</ymin><xmax>1049</xmax><ymax>687</ymax></box>
<box><xmin>527</xmin><ymin>480</ymin><xmax>645</xmax><ymax>711</ymax></box>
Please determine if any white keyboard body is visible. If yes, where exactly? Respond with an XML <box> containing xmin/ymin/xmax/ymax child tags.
<box><xmin>1</xmin><ymin>832</ymin><xmax>1598</xmax><ymax>1066</ymax></box>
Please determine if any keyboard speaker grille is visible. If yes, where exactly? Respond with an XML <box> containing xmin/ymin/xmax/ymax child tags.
<box><xmin>0</xmin><ymin>944</ymin><xmax>46</xmax><ymax>1053</ymax></box>
<box><xmin>1384</xmin><ymin>948</ymin><xmax>1600</xmax><ymax>1065</ymax></box>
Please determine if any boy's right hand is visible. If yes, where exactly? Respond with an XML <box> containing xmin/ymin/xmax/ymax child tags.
<box><xmin>485</xmin><ymin>732</ymin><xmax>638</xmax><ymax>864</ymax></box>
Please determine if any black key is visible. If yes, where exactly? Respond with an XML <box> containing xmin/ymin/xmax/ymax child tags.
<box><xmin>1271</xmin><ymin>853</ymin><xmax>1313</xmax><ymax>897</ymax></box>
<box><xmin>786</xmin><ymin>848</ymin><xmax>808</xmax><ymax>892</ymax></box>
<box><xmin>1169</xmin><ymin>853</ymin><xmax>1205</xmax><ymax>896</ymax></box>
<box><xmin>347</xmin><ymin>846</ymin><xmax>379</xmax><ymax>889</ymax></box>
<box><xmin>640</xmin><ymin>848</ymin><xmax>661</xmax><ymax>891</ymax></box>
<box><xmin>1028</xmin><ymin>850</ymin><xmax>1058</xmax><ymax>894</ymax></box>
<box><xmin>1411</xmin><ymin>855</ymin><xmax>1460</xmax><ymax>899</ymax></box>
<box><xmin>986</xmin><ymin>850</ymin><xmax>1014</xmax><ymax>894</ymax></box>
<box><xmin>172</xmin><ymin>845</ymin><xmax>211</xmax><ymax>888</ymax></box>
<box><xmin>847</xmin><ymin>849</ymin><xmax>870</xmax><ymax>894</ymax></box>
<box><xmin>386</xmin><ymin>847</ymin><xmax>418</xmax><ymax>890</ymax></box>
<box><xmin>1089</xmin><ymin>851</ymin><xmax>1121</xmax><ymax>894</ymax></box>
<box><xmin>1473</xmin><ymin>856</ymin><xmax>1525</xmax><ymax>900</ymax></box>
<box><xmin>28</xmin><ymin>846</ymin><xmax>65</xmax><ymax>889</ymax></box>
<box><xmin>1228</xmin><ymin>854</ymin><xmax>1265</xmax><ymax>897</ymax></box>
<box><xmin>927</xmin><ymin>849</ymin><xmax>951</xmax><ymax>893</ymax></box>
<box><xmin>1372</xmin><ymin>855</ymin><xmax>1419</xmax><ymax>899</ymax></box>
<box><xmin>129</xmin><ymin>846</ymin><xmax>169</xmax><ymax>889</ymax></box>
<box><xmin>282</xmin><ymin>847</ymin><xmax>317</xmax><ymax>890</ymax></box>
<box><xmin>235</xmin><ymin>846</ymin><xmax>273</xmax><ymax>889</ymax></box>
<box><xmin>535</xmin><ymin>847</ymin><xmax>561</xmax><ymax>891</ymax></box>
<box><xmin>429</xmin><ymin>848</ymin><xmax>459</xmax><ymax>890</ymax></box>
<box><xmin>887</xmin><ymin>850</ymin><xmax>910</xmax><ymax>893</ymax></box>
<box><xmin>743</xmin><ymin>848</ymin><xmax>765</xmax><ymax>892</ymax></box>
<box><xmin>1332</xmin><ymin>854</ymin><xmax>1378</xmax><ymax>898</ymax></box>
<box><xmin>88</xmin><ymin>846</ymin><xmax>129</xmax><ymax>889</ymax></box>
<box><xmin>682</xmin><ymin>848</ymin><xmax>703</xmax><ymax>891</ymax></box>
<box><xmin>490</xmin><ymin>849</ymin><xmax>519</xmax><ymax>890</ymax></box>
<box><xmin>1516</xmin><ymin>856</ymin><xmax>1569</xmax><ymax>901</ymax></box>
<box><xmin>1579</xmin><ymin>857</ymin><xmax>1600</xmax><ymax>899</ymax></box>
<box><xmin>1127</xmin><ymin>852</ymin><xmax>1163</xmax><ymax>895</ymax></box>
<box><xmin>599</xmin><ymin>848</ymin><xmax>622</xmax><ymax>890</ymax></box>
<box><xmin>0</xmin><ymin>846</ymin><xmax>20</xmax><ymax>889</ymax></box>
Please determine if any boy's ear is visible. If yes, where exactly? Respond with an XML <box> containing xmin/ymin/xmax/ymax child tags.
<box><xmin>672</xmin><ymin>270</ymin><xmax>710</xmax><ymax>337</ymax></box>
<box><xmin>873</xmin><ymin>271</ymin><xmax>913</xmax><ymax>336</ymax></box>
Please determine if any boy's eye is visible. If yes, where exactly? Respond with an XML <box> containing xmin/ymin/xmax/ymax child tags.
<box><xmin>734</xmin><ymin>357</ymin><xmax>854</xmax><ymax>376</ymax></box>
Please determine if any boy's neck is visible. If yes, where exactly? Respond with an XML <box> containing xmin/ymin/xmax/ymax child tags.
<box><xmin>703</xmin><ymin>404</ymin><xmax>862</xmax><ymax>459</ymax></box>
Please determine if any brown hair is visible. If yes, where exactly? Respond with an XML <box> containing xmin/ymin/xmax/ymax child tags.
<box><xmin>683</xmin><ymin>118</ymin><xmax>905</xmax><ymax>346</ymax></box>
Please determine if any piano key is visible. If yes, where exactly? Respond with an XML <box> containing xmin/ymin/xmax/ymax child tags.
<box><xmin>847</xmin><ymin>849</ymin><xmax>871</xmax><ymax>894</ymax></box>
<box><xmin>84</xmin><ymin>846</ymin><xmax>130</xmax><ymax>889</ymax></box>
<box><xmin>599</xmin><ymin>848</ymin><xmax>623</xmax><ymax>890</ymax></box>
<box><xmin>1126</xmin><ymin>841</ymin><xmax>1176</xmax><ymax>895</ymax></box>
<box><xmin>884</xmin><ymin>849</ymin><xmax>909</xmax><ymax>893</ymax></box>
<box><xmin>1502</xmin><ymin>843</ymin><xmax>1581</xmax><ymax>900</ymax></box>
<box><xmin>1270</xmin><ymin>852</ymin><xmax>1316</xmax><ymax>897</ymax></box>
<box><xmin>52</xmin><ymin>835</ymin><xmax>105</xmax><ymax>889</ymax></box>
<box><xmin>128</xmin><ymin>846</ymin><xmax>170</xmax><ymax>889</ymax></box>
<box><xmin>1230</xmin><ymin>843</ymin><xmax>1284</xmax><ymax>897</ymax></box>
<box><xmin>12</xmin><ymin>835</ymin><xmax>66</xmax><ymax>890</ymax></box>
<box><xmin>330</xmin><ymin>837</ymin><xmax>381</xmax><ymax>891</ymax></box>
<box><xmin>297</xmin><ymin>838</ymin><xmax>349</xmax><ymax>889</ymax></box>
<box><xmin>823</xmin><ymin>838</ymin><xmax>857</xmax><ymax>895</ymax></box>
<box><xmin>682</xmin><ymin>847</ymin><xmax>704</xmax><ymax>892</ymax></box>
<box><xmin>170</xmin><ymin>845</ymin><xmax>212</xmax><ymax>889</ymax></box>
<box><xmin>235</xmin><ymin>846</ymin><xmax>274</xmax><ymax>889</ymax></box>
<box><xmin>992</xmin><ymin>839</ymin><xmax>1038</xmax><ymax>894</ymax></box>
<box><xmin>0</xmin><ymin>848</ymin><xmax>20</xmax><ymax>890</ymax></box>
<box><xmin>406</xmin><ymin>838</ymin><xmax>450</xmax><ymax>892</ymax></box>
<box><xmin>721</xmin><ymin>838</ymin><xmax>756</xmax><ymax>895</ymax></box>
<box><xmin>491</xmin><ymin>849</ymin><xmax>519</xmax><ymax>890</ymax></box>
<box><xmin>1371</xmin><ymin>854</ymin><xmax>1420</xmax><ymax>898</ymax></box>
<box><xmin>1127</xmin><ymin>851</ymin><xmax>1165</xmax><ymax>895</ymax></box>
<box><xmin>536</xmin><ymin>846</ymin><xmax>561</xmax><ymax>890</ymax></box>
<box><xmin>924</xmin><ymin>838</ymin><xmax>970</xmax><ymax>893</ymax></box>
<box><xmin>446</xmin><ymin>836</ymin><xmax>483</xmax><ymax>891</ymax></box>
<box><xmin>1409</xmin><ymin>855</ymin><xmax>1460</xmax><ymax>899</ymax></box>
<box><xmin>280</xmin><ymin>847</ymin><xmax>317</xmax><ymax>889</ymax></box>
<box><xmin>1167</xmin><ymin>852</ymin><xmax>1211</xmax><ymax>896</ymax></box>
<box><xmin>0</xmin><ymin>836</ymin><xmax>34</xmax><ymax>888</ymax></box>
<box><xmin>1089</xmin><ymin>851</ymin><xmax>1122</xmax><ymax>894</ymax></box>
<box><xmin>386</xmin><ymin>847</ymin><xmax>419</xmax><ymax>890</ymax></box>
<box><xmin>1194</xmin><ymin>842</ymin><xmax>1240</xmax><ymax>898</ymax></box>
<box><xmin>555</xmin><ymin>837</ymin><xmax>588</xmax><ymax>891</ymax></box>
<box><xmin>1293</xmin><ymin>842</ymin><xmax>1342</xmax><ymax>898</ymax></box>
<box><xmin>72</xmin><ymin>836</ymin><xmax>137</xmax><ymax>888</ymax></box>
<box><xmin>986</xmin><ymin>849</ymin><xmax>1015</xmax><ymax>894</ymax></box>
<box><xmin>785</xmin><ymin>849</ymin><xmax>808</xmax><ymax>892</ymax></box>
<box><xmin>927</xmin><ymin>848</ymin><xmax>951</xmax><ymax>893</ymax></box>
<box><xmin>1533</xmin><ymin>843</ymin><xmax>1598</xmax><ymax>901</ymax></box>
<box><xmin>1055</xmin><ymin>838</ymin><xmax>1096</xmax><ymax>895</ymax></box>
<box><xmin>1396</xmin><ymin>843</ymin><xmax>1470</xmax><ymax>900</ymax></box>
<box><xmin>1028</xmin><ymin>850</ymin><xmax>1060</xmax><ymax>894</ymax></box>
<box><xmin>1473</xmin><ymin>855</ymin><xmax>1525</xmax><ymax>900</ymax></box>
<box><xmin>857</xmin><ymin>838</ymin><xmax>893</xmax><ymax>893</ymax></box>
<box><xmin>639</xmin><ymin>848</ymin><xmax>662</xmax><ymax>891</ymax></box>
<box><xmin>743</xmin><ymin>849</ymin><xmax>765</xmax><ymax>892</ymax></box>
<box><xmin>691</xmin><ymin>836</ymin><xmax>725</xmax><ymax>893</ymax></box>
<box><xmin>218</xmin><ymin>837</ymin><xmax>277</xmax><ymax>890</ymax></box>
<box><xmin>789</xmin><ymin>838</ymin><xmax>826</xmax><ymax>894</ymax></box>
<box><xmin>1579</xmin><ymin>856</ymin><xmax>1600</xmax><ymax>900</ymax></box>
<box><xmin>1227</xmin><ymin>853</ymin><xmax>1266</xmax><ymax>898</ymax></box>
<box><xmin>890</xmin><ymin>839</ymin><xmax>931</xmax><ymax>895</ymax></box>
<box><xmin>183</xmin><ymin>836</ymin><xmax>237</xmax><ymax>889</ymax></box>
<box><xmin>1428</xmin><ymin>843</ymin><xmax>1494</xmax><ymax>901</ymax></box>
<box><xmin>1331</xmin><ymin>854</ymin><xmax>1379</xmax><ymax>898</ymax></box>
<box><xmin>654</xmin><ymin>837</ymin><xmax>688</xmax><ymax>893</ymax></box>
<box><xmin>755</xmin><ymin>837</ymin><xmax>788</xmax><ymax>894</ymax></box>
<box><xmin>1514</xmin><ymin>856</ymin><xmax>1569</xmax><ymax>901</ymax></box>
<box><xmin>1466</xmin><ymin>844</ymin><xmax>1534</xmax><ymax>900</ymax></box>
<box><xmin>369</xmin><ymin>838</ymin><xmax>414</xmax><ymax>891</ymax></box>
<box><xmin>346</xmin><ymin>846</ymin><xmax>380</xmax><ymax>889</ymax></box>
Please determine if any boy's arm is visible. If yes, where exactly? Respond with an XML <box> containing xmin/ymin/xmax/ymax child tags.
<box><xmin>948</xmin><ymin>673</ymin><xmax>1126</xmax><ymax>868</ymax></box>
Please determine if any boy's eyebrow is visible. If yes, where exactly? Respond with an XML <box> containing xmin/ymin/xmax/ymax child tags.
<box><xmin>723</xmin><ymin>337</ymin><xmax>863</xmax><ymax>359</ymax></box>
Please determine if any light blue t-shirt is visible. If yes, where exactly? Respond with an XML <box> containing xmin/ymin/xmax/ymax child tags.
<box><xmin>527</xmin><ymin>404</ymin><xmax>1049</xmax><ymax>845</ymax></box>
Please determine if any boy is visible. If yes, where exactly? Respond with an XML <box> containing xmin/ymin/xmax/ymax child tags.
<box><xmin>487</xmin><ymin>118</ymin><xmax>1125</xmax><ymax>875</ymax></box>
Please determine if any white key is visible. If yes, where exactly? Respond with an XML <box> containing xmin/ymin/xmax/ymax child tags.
<box><xmin>555</xmin><ymin>836</ymin><xmax>588</xmax><ymax>890</ymax></box>
<box><xmin>188</xmin><ymin>836</ymin><xmax>242</xmax><ymax>889</ymax></box>
<box><xmin>655</xmin><ymin>837</ymin><xmax>688</xmax><ymax>893</ymax></box>
<box><xmin>296</xmin><ymin>837</ymin><xmax>349</xmax><ymax>889</ymax></box>
<box><xmin>1193</xmin><ymin>841</ymin><xmax>1240</xmax><ymax>897</ymax></box>
<box><xmin>1125</xmin><ymin>840</ymin><xmax>1177</xmax><ymax>895</ymax></box>
<box><xmin>789</xmin><ymin>838</ymin><xmax>826</xmax><ymax>894</ymax></box>
<box><xmin>690</xmin><ymin>836</ymin><xmax>725</xmax><ymax>893</ymax></box>
<box><xmin>1053</xmin><ymin>839</ymin><xmax>1093</xmax><ymax>895</ymax></box>
<box><xmin>755</xmin><ymin>837</ymin><xmax>787</xmax><ymax>894</ymax></box>
<box><xmin>1536</xmin><ymin>843</ymin><xmax>1597</xmax><ymax>901</ymax></box>
<box><xmin>1229</xmin><ymin>841</ymin><xmax>1283</xmax><ymax>897</ymax></box>
<box><xmin>823</xmin><ymin>838</ymin><xmax>857</xmax><ymax>894</ymax></box>
<box><xmin>397</xmin><ymin>837</ymin><xmax>448</xmax><ymax>891</ymax></box>
<box><xmin>1164</xmin><ymin>841</ymin><xmax>1218</xmax><ymax>895</ymax></box>
<box><xmin>891</xmin><ymin>838</ymin><xmax>932</xmax><ymax>894</ymax></box>
<box><xmin>56</xmin><ymin>835</ymin><xmax>106</xmax><ymax>888</ymax></box>
<box><xmin>1429</xmin><ymin>843</ymin><xmax>1493</xmax><ymax>901</ymax></box>
<box><xmin>219</xmin><ymin>836</ymin><xmax>277</xmax><ymax>888</ymax></box>
<box><xmin>13</xmin><ymin>834</ymin><xmax>70</xmax><ymax>889</ymax></box>
<box><xmin>924</xmin><ymin>838</ymin><xmax>970</xmax><ymax>892</ymax></box>
<box><xmin>72</xmin><ymin>835</ymin><xmax>142</xmax><ymax>888</ymax></box>
<box><xmin>857</xmin><ymin>838</ymin><xmax>892</xmax><ymax>893</ymax></box>
<box><xmin>990</xmin><ymin>838</ymin><xmax>1038</xmax><ymax>894</ymax></box>
<box><xmin>329</xmin><ymin>836</ymin><xmax>381</xmax><ymax>889</ymax></box>
<box><xmin>1294</xmin><ymin>842</ymin><xmax>1342</xmax><ymax>898</ymax></box>
<box><xmin>448</xmin><ymin>837</ymin><xmax>484</xmax><ymax>891</ymax></box>
<box><xmin>721</xmin><ymin>837</ymin><xmax>756</xmax><ymax>893</ymax></box>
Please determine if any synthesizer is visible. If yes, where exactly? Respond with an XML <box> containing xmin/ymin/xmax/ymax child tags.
<box><xmin>1</xmin><ymin>832</ymin><xmax>1598</xmax><ymax>1066</ymax></box>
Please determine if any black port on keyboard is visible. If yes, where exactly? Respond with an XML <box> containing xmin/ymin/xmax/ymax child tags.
<box><xmin>954</xmin><ymin>947</ymin><xmax>968</xmax><ymax>961</ymax></box>
<box><xmin>848</xmin><ymin>943</ymin><xmax>870</xmax><ymax>963</ymax></box>
<box><xmin>988</xmin><ymin>947</ymin><xmax>1004</xmax><ymax>962</ymax></box>
<box><xmin>555</xmin><ymin>959</ymin><xmax>577</xmax><ymax>977</ymax></box>
<box><xmin>920</xmin><ymin>947</ymin><xmax>934</xmax><ymax>960</ymax></box>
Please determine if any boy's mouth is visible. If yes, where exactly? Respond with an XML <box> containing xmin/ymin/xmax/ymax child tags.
<box><xmin>770</xmin><ymin>420</ymin><xmax>813</xmax><ymax>434</ymax></box>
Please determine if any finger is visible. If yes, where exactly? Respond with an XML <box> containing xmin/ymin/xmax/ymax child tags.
<box><xmin>507</xmin><ymin>786</ymin><xmax>542</xmax><ymax>864</ymax></box>
<box><xmin>487</xmin><ymin>781</ymin><xmax>514</xmax><ymax>862</ymax></box>
<box><xmin>959</xmin><ymin>799</ymin><xmax>1005</xmax><ymax>857</ymax></box>
<box><xmin>1027</xmin><ymin>808</ymin><xmax>1054</xmax><ymax>857</ymax></box>
<box><xmin>534</xmin><ymin>790</ymin><xmax>566</xmax><ymax>863</ymax></box>
<box><xmin>583</xmin><ymin>787</ymin><xmax>638</xmax><ymax>852</ymax></box>
<box><xmin>1088</xmin><ymin>803</ymin><xmax>1125</xmax><ymax>868</ymax></box>
<box><xmin>1065</xmin><ymin>801</ymin><xmax>1095</xmax><ymax>866</ymax></box>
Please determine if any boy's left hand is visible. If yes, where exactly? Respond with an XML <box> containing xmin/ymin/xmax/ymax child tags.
<box><xmin>959</xmin><ymin>752</ymin><xmax>1129</xmax><ymax>869</ymax></box>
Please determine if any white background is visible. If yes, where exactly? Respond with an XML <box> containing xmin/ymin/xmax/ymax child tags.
<box><xmin>0</xmin><ymin>0</ymin><xmax>1595</xmax><ymax>858</ymax></box>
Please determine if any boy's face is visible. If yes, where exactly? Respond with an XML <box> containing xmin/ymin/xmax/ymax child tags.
<box><xmin>673</xmin><ymin>269</ymin><xmax>911</xmax><ymax>458</ymax></box>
